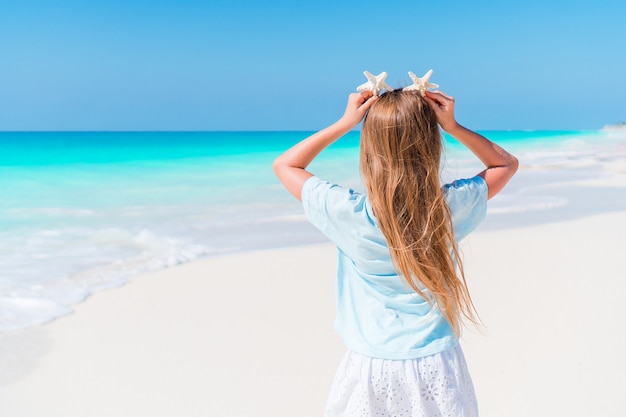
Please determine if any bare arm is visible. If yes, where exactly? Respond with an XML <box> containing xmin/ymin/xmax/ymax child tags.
<box><xmin>424</xmin><ymin>91</ymin><xmax>519</xmax><ymax>199</ymax></box>
<box><xmin>273</xmin><ymin>91</ymin><xmax>378</xmax><ymax>200</ymax></box>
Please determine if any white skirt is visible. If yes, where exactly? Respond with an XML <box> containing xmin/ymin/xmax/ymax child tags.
<box><xmin>324</xmin><ymin>344</ymin><xmax>478</xmax><ymax>417</ymax></box>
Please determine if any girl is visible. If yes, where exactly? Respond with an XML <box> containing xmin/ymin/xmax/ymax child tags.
<box><xmin>273</xmin><ymin>85</ymin><xmax>518</xmax><ymax>417</ymax></box>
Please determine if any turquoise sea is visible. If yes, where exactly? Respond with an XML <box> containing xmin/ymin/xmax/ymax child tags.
<box><xmin>1</xmin><ymin>129</ymin><xmax>625</xmax><ymax>331</ymax></box>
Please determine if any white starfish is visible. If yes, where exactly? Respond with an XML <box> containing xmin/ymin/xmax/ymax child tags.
<box><xmin>356</xmin><ymin>71</ymin><xmax>393</xmax><ymax>95</ymax></box>
<box><xmin>402</xmin><ymin>70</ymin><xmax>439</xmax><ymax>95</ymax></box>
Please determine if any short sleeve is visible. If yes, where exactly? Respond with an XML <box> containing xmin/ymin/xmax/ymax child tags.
<box><xmin>301</xmin><ymin>176</ymin><xmax>370</xmax><ymax>248</ymax></box>
<box><xmin>443</xmin><ymin>176</ymin><xmax>488</xmax><ymax>241</ymax></box>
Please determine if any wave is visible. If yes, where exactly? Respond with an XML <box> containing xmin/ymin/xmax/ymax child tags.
<box><xmin>0</xmin><ymin>228</ymin><xmax>214</xmax><ymax>332</ymax></box>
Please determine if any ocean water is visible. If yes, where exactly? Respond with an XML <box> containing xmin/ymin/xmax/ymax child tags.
<box><xmin>1</xmin><ymin>129</ymin><xmax>625</xmax><ymax>331</ymax></box>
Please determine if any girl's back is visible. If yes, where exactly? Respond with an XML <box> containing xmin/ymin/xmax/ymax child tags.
<box><xmin>302</xmin><ymin>174</ymin><xmax>487</xmax><ymax>360</ymax></box>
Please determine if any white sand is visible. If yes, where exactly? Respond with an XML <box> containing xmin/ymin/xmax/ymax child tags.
<box><xmin>462</xmin><ymin>211</ymin><xmax>625</xmax><ymax>417</ymax></box>
<box><xmin>1</xmin><ymin>211</ymin><xmax>625</xmax><ymax>416</ymax></box>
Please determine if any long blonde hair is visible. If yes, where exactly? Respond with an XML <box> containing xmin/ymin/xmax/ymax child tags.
<box><xmin>360</xmin><ymin>89</ymin><xmax>477</xmax><ymax>333</ymax></box>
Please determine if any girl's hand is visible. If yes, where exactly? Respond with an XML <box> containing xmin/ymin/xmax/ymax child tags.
<box><xmin>424</xmin><ymin>91</ymin><xmax>458</xmax><ymax>132</ymax></box>
<box><xmin>338</xmin><ymin>90</ymin><xmax>378</xmax><ymax>129</ymax></box>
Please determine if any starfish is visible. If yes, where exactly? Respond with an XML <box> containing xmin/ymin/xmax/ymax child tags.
<box><xmin>402</xmin><ymin>69</ymin><xmax>439</xmax><ymax>95</ymax></box>
<box><xmin>356</xmin><ymin>71</ymin><xmax>393</xmax><ymax>95</ymax></box>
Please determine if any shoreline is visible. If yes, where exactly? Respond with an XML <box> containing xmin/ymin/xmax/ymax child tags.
<box><xmin>2</xmin><ymin>129</ymin><xmax>626</xmax><ymax>334</ymax></box>
<box><xmin>1</xmin><ymin>209</ymin><xmax>626</xmax><ymax>416</ymax></box>
<box><xmin>2</xmin><ymin>167</ymin><xmax>626</xmax><ymax>332</ymax></box>
<box><xmin>4</xmin><ymin>161</ymin><xmax>626</xmax><ymax>334</ymax></box>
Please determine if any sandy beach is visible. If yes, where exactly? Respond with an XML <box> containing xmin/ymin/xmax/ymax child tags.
<box><xmin>1</xmin><ymin>180</ymin><xmax>626</xmax><ymax>416</ymax></box>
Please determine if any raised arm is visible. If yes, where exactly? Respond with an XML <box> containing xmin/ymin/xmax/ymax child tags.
<box><xmin>424</xmin><ymin>91</ymin><xmax>519</xmax><ymax>199</ymax></box>
<box><xmin>272</xmin><ymin>91</ymin><xmax>378</xmax><ymax>200</ymax></box>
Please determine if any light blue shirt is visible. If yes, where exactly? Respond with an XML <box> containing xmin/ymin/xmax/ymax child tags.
<box><xmin>302</xmin><ymin>175</ymin><xmax>488</xmax><ymax>360</ymax></box>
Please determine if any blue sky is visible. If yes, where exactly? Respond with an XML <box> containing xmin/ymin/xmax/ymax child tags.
<box><xmin>1</xmin><ymin>0</ymin><xmax>624</xmax><ymax>130</ymax></box>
